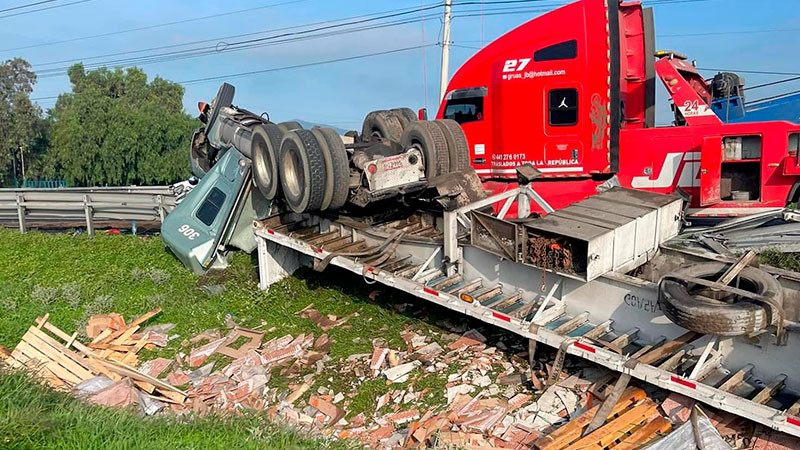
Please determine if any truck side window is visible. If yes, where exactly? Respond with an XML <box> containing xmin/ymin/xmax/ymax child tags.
<box><xmin>534</xmin><ymin>40</ymin><xmax>577</xmax><ymax>62</ymax></box>
<box><xmin>444</xmin><ymin>87</ymin><xmax>486</xmax><ymax>125</ymax></box>
<box><xmin>196</xmin><ymin>187</ymin><xmax>226</xmax><ymax>226</ymax></box>
<box><xmin>790</xmin><ymin>133</ymin><xmax>799</xmax><ymax>153</ymax></box>
<box><xmin>548</xmin><ymin>89</ymin><xmax>578</xmax><ymax>126</ymax></box>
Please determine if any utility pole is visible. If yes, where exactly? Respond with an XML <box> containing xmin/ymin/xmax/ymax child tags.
<box><xmin>439</xmin><ymin>0</ymin><xmax>453</xmax><ymax>102</ymax></box>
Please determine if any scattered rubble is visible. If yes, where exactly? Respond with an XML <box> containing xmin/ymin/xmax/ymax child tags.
<box><xmin>1</xmin><ymin>305</ymin><xmax>793</xmax><ymax>448</ymax></box>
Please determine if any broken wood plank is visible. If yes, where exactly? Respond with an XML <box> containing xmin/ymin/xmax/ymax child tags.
<box><xmin>564</xmin><ymin>399</ymin><xmax>658</xmax><ymax>450</ymax></box>
<box><xmin>553</xmin><ymin>313</ymin><xmax>589</xmax><ymax>336</ymax></box>
<box><xmin>582</xmin><ymin>320</ymin><xmax>613</xmax><ymax>340</ymax></box>
<box><xmin>15</xmin><ymin>340</ymin><xmax>83</xmax><ymax>385</ymax></box>
<box><xmin>613</xmin><ymin>417</ymin><xmax>672</xmax><ymax>450</ymax></box>
<box><xmin>717</xmin><ymin>364</ymin><xmax>754</xmax><ymax>393</ymax></box>
<box><xmin>609</xmin><ymin>328</ymin><xmax>639</xmax><ymax>349</ymax></box>
<box><xmin>717</xmin><ymin>250</ymin><xmax>757</xmax><ymax>286</ymax></box>
<box><xmin>24</xmin><ymin>328</ymin><xmax>94</xmax><ymax>380</ymax></box>
<box><xmin>98</xmin><ymin>308</ymin><xmax>162</xmax><ymax>344</ymax></box>
<box><xmin>93</xmin><ymin>357</ymin><xmax>186</xmax><ymax>401</ymax></box>
<box><xmin>637</xmin><ymin>331</ymin><xmax>700</xmax><ymax>366</ymax></box>
<box><xmin>752</xmin><ymin>375</ymin><xmax>787</xmax><ymax>405</ymax></box>
<box><xmin>533</xmin><ymin>387</ymin><xmax>646</xmax><ymax>450</ymax></box>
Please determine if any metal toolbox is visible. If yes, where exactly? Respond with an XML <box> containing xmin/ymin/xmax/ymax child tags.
<box><xmin>468</xmin><ymin>188</ymin><xmax>684</xmax><ymax>282</ymax></box>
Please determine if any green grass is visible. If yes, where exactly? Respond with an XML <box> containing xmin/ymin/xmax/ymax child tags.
<box><xmin>760</xmin><ymin>249</ymin><xmax>800</xmax><ymax>273</ymax></box>
<box><xmin>0</xmin><ymin>227</ymin><xmax>471</xmax><ymax>447</ymax></box>
<box><xmin>0</xmin><ymin>369</ymin><xmax>349</xmax><ymax>450</ymax></box>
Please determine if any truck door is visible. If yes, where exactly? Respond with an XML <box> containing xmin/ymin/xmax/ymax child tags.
<box><xmin>699</xmin><ymin>136</ymin><xmax>723</xmax><ymax>206</ymax></box>
<box><xmin>442</xmin><ymin>87</ymin><xmax>489</xmax><ymax>175</ymax></box>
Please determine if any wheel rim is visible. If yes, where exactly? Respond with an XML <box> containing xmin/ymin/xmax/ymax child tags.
<box><xmin>282</xmin><ymin>146</ymin><xmax>304</xmax><ymax>199</ymax></box>
<box><xmin>254</xmin><ymin>139</ymin><xmax>271</xmax><ymax>186</ymax></box>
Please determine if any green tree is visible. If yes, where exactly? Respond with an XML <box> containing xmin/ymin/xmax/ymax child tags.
<box><xmin>45</xmin><ymin>64</ymin><xmax>198</xmax><ymax>186</ymax></box>
<box><xmin>0</xmin><ymin>58</ymin><xmax>45</xmax><ymax>187</ymax></box>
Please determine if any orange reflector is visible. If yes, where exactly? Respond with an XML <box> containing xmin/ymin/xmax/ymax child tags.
<box><xmin>460</xmin><ymin>293</ymin><xmax>474</xmax><ymax>303</ymax></box>
<box><xmin>198</xmin><ymin>101</ymin><xmax>208</xmax><ymax>113</ymax></box>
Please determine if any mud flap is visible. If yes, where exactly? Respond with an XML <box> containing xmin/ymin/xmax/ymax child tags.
<box><xmin>427</xmin><ymin>169</ymin><xmax>487</xmax><ymax>211</ymax></box>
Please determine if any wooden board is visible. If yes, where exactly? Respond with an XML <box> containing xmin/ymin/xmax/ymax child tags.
<box><xmin>534</xmin><ymin>387</ymin><xmax>646</xmax><ymax>450</ymax></box>
<box><xmin>612</xmin><ymin>417</ymin><xmax>672</xmax><ymax>450</ymax></box>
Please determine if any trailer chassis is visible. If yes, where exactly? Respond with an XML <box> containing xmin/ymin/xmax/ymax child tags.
<box><xmin>253</xmin><ymin>187</ymin><xmax>800</xmax><ymax>437</ymax></box>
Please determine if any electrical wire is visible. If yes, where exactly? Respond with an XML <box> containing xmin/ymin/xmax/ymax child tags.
<box><xmin>0</xmin><ymin>0</ymin><xmax>94</xmax><ymax>19</ymax></box>
<box><xmin>33</xmin><ymin>15</ymin><xmax>433</xmax><ymax>78</ymax></box>
<box><xmin>698</xmin><ymin>68</ymin><xmax>800</xmax><ymax>77</ymax></box>
<box><xmin>0</xmin><ymin>0</ymin><xmax>61</xmax><ymax>13</ymax></box>
<box><xmin>0</xmin><ymin>0</ymin><xmax>316</xmax><ymax>52</ymax></box>
<box><xmin>30</xmin><ymin>3</ymin><xmax>441</xmax><ymax>68</ymax></box>
<box><xmin>178</xmin><ymin>44</ymin><xmax>437</xmax><ymax>85</ymax></box>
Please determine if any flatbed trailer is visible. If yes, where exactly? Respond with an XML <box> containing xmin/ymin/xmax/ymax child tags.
<box><xmin>253</xmin><ymin>186</ymin><xmax>800</xmax><ymax>438</ymax></box>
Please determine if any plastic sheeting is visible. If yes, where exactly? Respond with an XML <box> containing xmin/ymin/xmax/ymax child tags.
<box><xmin>645</xmin><ymin>409</ymin><xmax>731</xmax><ymax>450</ymax></box>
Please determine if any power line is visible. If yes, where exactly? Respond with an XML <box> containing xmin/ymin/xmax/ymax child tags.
<box><xmin>33</xmin><ymin>5</ymin><xmax>445</xmax><ymax>78</ymax></box>
<box><xmin>179</xmin><ymin>44</ymin><xmax>437</xmax><ymax>85</ymax></box>
<box><xmin>0</xmin><ymin>0</ymin><xmax>94</xmax><ymax>19</ymax></box>
<box><xmin>31</xmin><ymin>43</ymin><xmax>438</xmax><ymax>102</ymax></box>
<box><xmin>31</xmin><ymin>3</ymin><xmax>440</xmax><ymax>68</ymax></box>
<box><xmin>698</xmin><ymin>68</ymin><xmax>800</xmax><ymax>76</ymax></box>
<box><xmin>0</xmin><ymin>0</ymin><xmax>60</xmax><ymax>13</ymax></box>
<box><xmin>661</xmin><ymin>27</ymin><xmax>800</xmax><ymax>37</ymax></box>
<box><xmin>0</xmin><ymin>0</ymin><xmax>315</xmax><ymax>52</ymax></box>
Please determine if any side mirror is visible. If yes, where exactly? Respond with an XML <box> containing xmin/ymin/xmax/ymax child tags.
<box><xmin>418</xmin><ymin>108</ymin><xmax>428</xmax><ymax>121</ymax></box>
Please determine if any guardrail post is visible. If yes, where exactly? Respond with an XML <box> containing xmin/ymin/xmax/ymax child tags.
<box><xmin>156</xmin><ymin>195</ymin><xmax>165</xmax><ymax>223</ymax></box>
<box><xmin>83</xmin><ymin>195</ymin><xmax>94</xmax><ymax>238</ymax></box>
<box><xmin>16</xmin><ymin>194</ymin><xmax>26</xmax><ymax>233</ymax></box>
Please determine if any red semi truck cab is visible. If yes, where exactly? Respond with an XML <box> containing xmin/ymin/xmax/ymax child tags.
<box><xmin>436</xmin><ymin>0</ymin><xmax>800</xmax><ymax>217</ymax></box>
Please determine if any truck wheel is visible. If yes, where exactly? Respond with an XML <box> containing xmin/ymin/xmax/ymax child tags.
<box><xmin>401</xmin><ymin>121</ymin><xmax>449</xmax><ymax>178</ymax></box>
<box><xmin>251</xmin><ymin>124</ymin><xmax>283</xmax><ymax>200</ymax></box>
<box><xmin>659</xmin><ymin>262</ymin><xmax>783</xmax><ymax>336</ymax></box>
<box><xmin>433</xmin><ymin>119</ymin><xmax>469</xmax><ymax>172</ymax></box>
<box><xmin>279</xmin><ymin>129</ymin><xmax>327</xmax><ymax>213</ymax></box>
<box><xmin>362</xmin><ymin>110</ymin><xmax>403</xmax><ymax>143</ymax></box>
<box><xmin>314</xmin><ymin>127</ymin><xmax>350</xmax><ymax>210</ymax></box>
<box><xmin>311</xmin><ymin>128</ymin><xmax>335</xmax><ymax>210</ymax></box>
<box><xmin>206</xmin><ymin>83</ymin><xmax>235</xmax><ymax>130</ymax></box>
<box><xmin>389</xmin><ymin>107</ymin><xmax>418</xmax><ymax>128</ymax></box>
<box><xmin>277</xmin><ymin>121</ymin><xmax>304</xmax><ymax>134</ymax></box>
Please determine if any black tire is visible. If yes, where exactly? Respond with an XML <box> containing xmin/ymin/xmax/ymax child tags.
<box><xmin>659</xmin><ymin>262</ymin><xmax>783</xmax><ymax>336</ymax></box>
<box><xmin>251</xmin><ymin>124</ymin><xmax>283</xmax><ymax>200</ymax></box>
<box><xmin>314</xmin><ymin>127</ymin><xmax>350</xmax><ymax>210</ymax></box>
<box><xmin>279</xmin><ymin>129</ymin><xmax>327</xmax><ymax>213</ymax></box>
<box><xmin>206</xmin><ymin>83</ymin><xmax>235</xmax><ymax>130</ymax></box>
<box><xmin>401</xmin><ymin>121</ymin><xmax>449</xmax><ymax>178</ymax></box>
<box><xmin>277</xmin><ymin>121</ymin><xmax>304</xmax><ymax>134</ymax></box>
<box><xmin>311</xmin><ymin>128</ymin><xmax>335</xmax><ymax>211</ymax></box>
<box><xmin>433</xmin><ymin>119</ymin><xmax>469</xmax><ymax>172</ymax></box>
<box><xmin>362</xmin><ymin>110</ymin><xmax>403</xmax><ymax>143</ymax></box>
<box><xmin>389</xmin><ymin>107</ymin><xmax>418</xmax><ymax>128</ymax></box>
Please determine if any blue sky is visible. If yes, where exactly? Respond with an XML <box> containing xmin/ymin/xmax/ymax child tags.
<box><xmin>1</xmin><ymin>0</ymin><xmax>798</xmax><ymax>129</ymax></box>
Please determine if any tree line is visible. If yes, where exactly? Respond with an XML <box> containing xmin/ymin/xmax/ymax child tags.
<box><xmin>0</xmin><ymin>58</ymin><xmax>199</xmax><ymax>187</ymax></box>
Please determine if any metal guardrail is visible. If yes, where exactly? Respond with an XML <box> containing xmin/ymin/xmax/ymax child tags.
<box><xmin>0</xmin><ymin>186</ymin><xmax>176</xmax><ymax>236</ymax></box>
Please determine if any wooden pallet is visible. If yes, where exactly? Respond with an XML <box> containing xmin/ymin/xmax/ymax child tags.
<box><xmin>533</xmin><ymin>387</ymin><xmax>671</xmax><ymax>450</ymax></box>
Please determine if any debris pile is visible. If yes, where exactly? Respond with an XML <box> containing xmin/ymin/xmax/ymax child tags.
<box><xmin>3</xmin><ymin>305</ymin><xmax>798</xmax><ymax>449</ymax></box>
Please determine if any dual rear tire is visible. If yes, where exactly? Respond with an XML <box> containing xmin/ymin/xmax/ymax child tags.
<box><xmin>253</xmin><ymin>122</ymin><xmax>350</xmax><ymax>214</ymax></box>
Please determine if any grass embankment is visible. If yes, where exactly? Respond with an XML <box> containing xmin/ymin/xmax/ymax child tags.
<box><xmin>0</xmin><ymin>228</ymin><xmax>462</xmax><ymax>448</ymax></box>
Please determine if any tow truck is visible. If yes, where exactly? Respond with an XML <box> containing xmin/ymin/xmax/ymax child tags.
<box><xmin>436</xmin><ymin>0</ymin><xmax>800</xmax><ymax>218</ymax></box>
<box><xmin>162</xmin><ymin>0</ymin><xmax>800</xmax><ymax>437</ymax></box>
